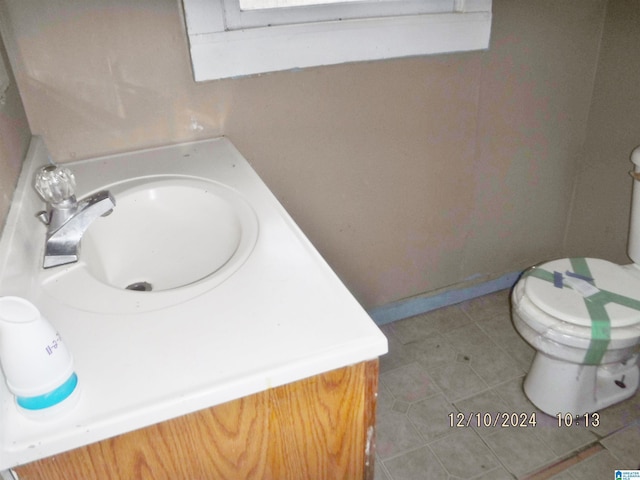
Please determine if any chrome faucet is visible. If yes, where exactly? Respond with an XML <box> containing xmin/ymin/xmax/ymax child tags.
<box><xmin>35</xmin><ymin>165</ymin><xmax>116</xmax><ymax>268</ymax></box>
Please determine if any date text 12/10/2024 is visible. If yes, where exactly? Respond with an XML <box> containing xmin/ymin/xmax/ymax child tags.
<box><xmin>448</xmin><ymin>412</ymin><xmax>601</xmax><ymax>428</ymax></box>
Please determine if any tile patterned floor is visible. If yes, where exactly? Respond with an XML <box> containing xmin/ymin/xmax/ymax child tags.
<box><xmin>374</xmin><ymin>290</ymin><xmax>640</xmax><ymax>480</ymax></box>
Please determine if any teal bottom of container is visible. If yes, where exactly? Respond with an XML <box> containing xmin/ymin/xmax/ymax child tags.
<box><xmin>16</xmin><ymin>372</ymin><xmax>78</xmax><ymax>410</ymax></box>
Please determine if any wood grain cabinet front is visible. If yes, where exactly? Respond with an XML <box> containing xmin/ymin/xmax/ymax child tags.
<box><xmin>14</xmin><ymin>360</ymin><xmax>379</xmax><ymax>480</ymax></box>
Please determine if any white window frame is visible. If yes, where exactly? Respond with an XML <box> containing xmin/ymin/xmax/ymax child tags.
<box><xmin>182</xmin><ymin>0</ymin><xmax>492</xmax><ymax>82</ymax></box>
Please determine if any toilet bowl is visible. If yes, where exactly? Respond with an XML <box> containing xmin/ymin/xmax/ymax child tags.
<box><xmin>512</xmin><ymin>145</ymin><xmax>640</xmax><ymax>416</ymax></box>
<box><xmin>512</xmin><ymin>257</ymin><xmax>640</xmax><ymax>416</ymax></box>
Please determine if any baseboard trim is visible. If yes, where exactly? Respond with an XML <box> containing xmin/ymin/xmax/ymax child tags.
<box><xmin>368</xmin><ymin>270</ymin><xmax>523</xmax><ymax>326</ymax></box>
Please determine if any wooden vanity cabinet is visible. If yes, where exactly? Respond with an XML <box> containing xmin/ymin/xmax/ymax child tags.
<box><xmin>14</xmin><ymin>360</ymin><xmax>379</xmax><ymax>480</ymax></box>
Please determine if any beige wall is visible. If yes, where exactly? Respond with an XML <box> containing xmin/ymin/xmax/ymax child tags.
<box><xmin>564</xmin><ymin>0</ymin><xmax>640</xmax><ymax>264</ymax></box>
<box><xmin>0</xmin><ymin>0</ymin><xmax>621</xmax><ymax>309</ymax></box>
<box><xmin>0</xmin><ymin>17</ymin><xmax>30</xmax><ymax>234</ymax></box>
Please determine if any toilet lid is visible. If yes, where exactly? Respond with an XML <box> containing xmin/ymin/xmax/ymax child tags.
<box><xmin>523</xmin><ymin>257</ymin><xmax>640</xmax><ymax>327</ymax></box>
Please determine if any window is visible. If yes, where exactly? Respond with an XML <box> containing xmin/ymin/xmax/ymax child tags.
<box><xmin>182</xmin><ymin>0</ymin><xmax>492</xmax><ymax>81</ymax></box>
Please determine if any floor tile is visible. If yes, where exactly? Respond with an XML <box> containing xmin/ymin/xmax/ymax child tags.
<box><xmin>379</xmin><ymin>326</ymin><xmax>417</xmax><ymax>373</ymax></box>
<box><xmin>391</xmin><ymin>399</ymin><xmax>411</xmax><ymax>414</ymax></box>
<box><xmin>482</xmin><ymin>426</ymin><xmax>556</xmax><ymax>477</ymax></box>
<box><xmin>443</xmin><ymin>325</ymin><xmax>524</xmax><ymax>387</ymax></box>
<box><xmin>443</xmin><ymin>324</ymin><xmax>497</xmax><ymax>354</ymax></box>
<box><xmin>589</xmin><ymin>389</ymin><xmax>640</xmax><ymax>437</ymax></box>
<box><xmin>376</xmin><ymin>409</ymin><xmax>425</xmax><ymax>459</ymax></box>
<box><xmin>476</xmin><ymin>313</ymin><xmax>535</xmax><ymax>370</ymax></box>
<box><xmin>600</xmin><ymin>423</ymin><xmax>640</xmax><ymax>468</ymax></box>
<box><xmin>385</xmin><ymin>314</ymin><xmax>435</xmax><ymax>345</ymax></box>
<box><xmin>532</xmin><ymin>420</ymin><xmax>598</xmax><ymax>458</ymax></box>
<box><xmin>429</xmin><ymin>428</ymin><xmax>500</xmax><ymax>478</ymax></box>
<box><xmin>474</xmin><ymin>466</ymin><xmax>517</xmax><ymax>479</ymax></box>
<box><xmin>387</xmin><ymin>305</ymin><xmax>472</xmax><ymax>345</ymax></box>
<box><xmin>380</xmin><ymin>362</ymin><xmax>441</xmax><ymax>403</ymax></box>
<box><xmin>562</xmin><ymin>450</ymin><xmax>624</xmax><ymax>479</ymax></box>
<box><xmin>465</xmin><ymin>346</ymin><xmax>524</xmax><ymax>386</ymax></box>
<box><xmin>459</xmin><ymin>290</ymin><xmax>512</xmax><ymax>323</ymax></box>
<box><xmin>377</xmin><ymin>381</ymin><xmax>395</xmax><ymax>412</ymax></box>
<box><xmin>383</xmin><ymin>446</ymin><xmax>448</xmax><ymax>479</ymax></box>
<box><xmin>453</xmin><ymin>389</ymin><xmax>512</xmax><ymax>437</ymax></box>
<box><xmin>375</xmin><ymin>289</ymin><xmax>640</xmax><ymax>479</ymax></box>
<box><xmin>548</xmin><ymin>469</ymin><xmax>577</xmax><ymax>480</ymax></box>
<box><xmin>405</xmin><ymin>333</ymin><xmax>459</xmax><ymax>374</ymax></box>
<box><xmin>374</xmin><ymin>456</ymin><xmax>392</xmax><ymax>480</ymax></box>
<box><xmin>429</xmin><ymin>360</ymin><xmax>488</xmax><ymax>402</ymax></box>
<box><xmin>492</xmin><ymin>376</ymin><xmax>539</xmax><ymax>414</ymax></box>
<box><xmin>407</xmin><ymin>393</ymin><xmax>457</xmax><ymax>442</ymax></box>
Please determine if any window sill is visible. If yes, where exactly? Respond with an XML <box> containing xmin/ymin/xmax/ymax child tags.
<box><xmin>185</xmin><ymin>9</ymin><xmax>491</xmax><ymax>81</ymax></box>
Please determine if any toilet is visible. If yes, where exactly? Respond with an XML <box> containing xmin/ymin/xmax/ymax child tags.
<box><xmin>511</xmin><ymin>146</ymin><xmax>640</xmax><ymax>417</ymax></box>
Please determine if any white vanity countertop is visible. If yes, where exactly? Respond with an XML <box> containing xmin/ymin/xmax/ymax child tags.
<box><xmin>0</xmin><ymin>137</ymin><xmax>387</xmax><ymax>469</ymax></box>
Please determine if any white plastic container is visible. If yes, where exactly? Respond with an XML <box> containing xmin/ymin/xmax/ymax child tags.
<box><xmin>0</xmin><ymin>296</ymin><xmax>79</xmax><ymax>419</ymax></box>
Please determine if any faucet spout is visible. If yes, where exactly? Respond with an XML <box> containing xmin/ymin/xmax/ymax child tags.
<box><xmin>43</xmin><ymin>191</ymin><xmax>115</xmax><ymax>268</ymax></box>
<box><xmin>35</xmin><ymin>164</ymin><xmax>116</xmax><ymax>269</ymax></box>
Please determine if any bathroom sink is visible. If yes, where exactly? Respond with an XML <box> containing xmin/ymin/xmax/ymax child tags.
<box><xmin>39</xmin><ymin>175</ymin><xmax>259</xmax><ymax>314</ymax></box>
<box><xmin>0</xmin><ymin>137</ymin><xmax>388</xmax><ymax>470</ymax></box>
<box><xmin>82</xmin><ymin>177</ymin><xmax>257</xmax><ymax>292</ymax></box>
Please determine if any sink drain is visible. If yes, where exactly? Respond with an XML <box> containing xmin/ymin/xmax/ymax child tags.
<box><xmin>125</xmin><ymin>281</ymin><xmax>153</xmax><ymax>292</ymax></box>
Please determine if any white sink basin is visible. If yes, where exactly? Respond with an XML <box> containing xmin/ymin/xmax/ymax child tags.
<box><xmin>82</xmin><ymin>177</ymin><xmax>257</xmax><ymax>292</ymax></box>
<box><xmin>39</xmin><ymin>175</ymin><xmax>258</xmax><ymax>314</ymax></box>
<box><xmin>0</xmin><ymin>137</ymin><xmax>387</xmax><ymax>470</ymax></box>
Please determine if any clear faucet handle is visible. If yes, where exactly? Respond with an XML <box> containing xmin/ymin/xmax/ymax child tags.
<box><xmin>35</xmin><ymin>165</ymin><xmax>77</xmax><ymax>204</ymax></box>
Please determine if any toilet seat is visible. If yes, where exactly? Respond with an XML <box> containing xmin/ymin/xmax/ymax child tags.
<box><xmin>523</xmin><ymin>257</ymin><xmax>640</xmax><ymax>329</ymax></box>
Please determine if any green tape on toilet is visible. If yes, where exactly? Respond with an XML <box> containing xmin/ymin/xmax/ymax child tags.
<box><xmin>523</xmin><ymin>258</ymin><xmax>640</xmax><ymax>365</ymax></box>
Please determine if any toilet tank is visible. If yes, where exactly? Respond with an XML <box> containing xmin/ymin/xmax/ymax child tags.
<box><xmin>628</xmin><ymin>145</ymin><xmax>640</xmax><ymax>263</ymax></box>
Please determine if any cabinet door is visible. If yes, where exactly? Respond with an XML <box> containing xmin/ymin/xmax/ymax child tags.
<box><xmin>14</xmin><ymin>360</ymin><xmax>379</xmax><ymax>480</ymax></box>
